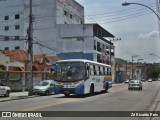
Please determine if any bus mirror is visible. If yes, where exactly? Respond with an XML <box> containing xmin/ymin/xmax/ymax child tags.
<box><xmin>51</xmin><ymin>68</ymin><xmax>54</xmax><ymax>73</ymax></box>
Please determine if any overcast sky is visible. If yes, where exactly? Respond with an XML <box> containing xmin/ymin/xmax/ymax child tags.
<box><xmin>76</xmin><ymin>0</ymin><xmax>160</xmax><ymax>63</ymax></box>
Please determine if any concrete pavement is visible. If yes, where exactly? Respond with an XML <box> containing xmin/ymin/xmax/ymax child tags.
<box><xmin>0</xmin><ymin>82</ymin><xmax>160</xmax><ymax>119</ymax></box>
<box><xmin>0</xmin><ymin>83</ymin><xmax>122</xmax><ymax>102</ymax></box>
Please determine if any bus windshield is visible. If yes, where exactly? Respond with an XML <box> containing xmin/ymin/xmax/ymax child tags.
<box><xmin>55</xmin><ymin>62</ymin><xmax>85</xmax><ymax>81</ymax></box>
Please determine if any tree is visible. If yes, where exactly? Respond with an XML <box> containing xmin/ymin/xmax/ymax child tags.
<box><xmin>147</xmin><ymin>64</ymin><xmax>160</xmax><ymax>80</ymax></box>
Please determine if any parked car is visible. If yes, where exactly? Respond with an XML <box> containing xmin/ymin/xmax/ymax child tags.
<box><xmin>128</xmin><ymin>80</ymin><xmax>142</xmax><ymax>90</ymax></box>
<box><xmin>141</xmin><ymin>79</ymin><xmax>146</xmax><ymax>82</ymax></box>
<box><xmin>124</xmin><ymin>79</ymin><xmax>129</xmax><ymax>83</ymax></box>
<box><xmin>0</xmin><ymin>82</ymin><xmax>11</xmax><ymax>97</ymax></box>
<box><xmin>33</xmin><ymin>80</ymin><xmax>54</xmax><ymax>95</ymax></box>
<box><xmin>148</xmin><ymin>79</ymin><xmax>152</xmax><ymax>82</ymax></box>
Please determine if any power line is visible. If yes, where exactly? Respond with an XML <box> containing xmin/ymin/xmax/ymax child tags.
<box><xmin>33</xmin><ymin>40</ymin><xmax>62</xmax><ymax>53</ymax></box>
<box><xmin>94</xmin><ymin>11</ymin><xmax>153</xmax><ymax>22</ymax></box>
<box><xmin>0</xmin><ymin>17</ymin><xmax>28</xmax><ymax>31</ymax></box>
<box><xmin>0</xmin><ymin>11</ymin><xmax>24</xmax><ymax>18</ymax></box>
<box><xmin>98</xmin><ymin>12</ymin><xmax>153</xmax><ymax>24</ymax></box>
<box><xmin>25</xmin><ymin>2</ymin><xmax>54</xmax><ymax>8</ymax></box>
<box><xmin>87</xmin><ymin>2</ymin><xmax>156</xmax><ymax>16</ymax></box>
<box><xmin>91</xmin><ymin>6</ymin><xmax>156</xmax><ymax>19</ymax></box>
<box><xmin>84</xmin><ymin>2</ymin><xmax>156</xmax><ymax>24</ymax></box>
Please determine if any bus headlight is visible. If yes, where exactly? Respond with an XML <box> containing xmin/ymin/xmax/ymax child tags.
<box><xmin>77</xmin><ymin>83</ymin><xmax>84</xmax><ymax>88</ymax></box>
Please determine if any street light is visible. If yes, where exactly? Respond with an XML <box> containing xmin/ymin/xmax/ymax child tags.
<box><xmin>137</xmin><ymin>58</ymin><xmax>143</xmax><ymax>63</ymax></box>
<box><xmin>137</xmin><ymin>58</ymin><xmax>143</xmax><ymax>66</ymax></box>
<box><xmin>149</xmin><ymin>53</ymin><xmax>160</xmax><ymax>60</ymax></box>
<box><xmin>122</xmin><ymin>2</ymin><xmax>160</xmax><ymax>21</ymax></box>
<box><xmin>132</xmin><ymin>55</ymin><xmax>139</xmax><ymax>79</ymax></box>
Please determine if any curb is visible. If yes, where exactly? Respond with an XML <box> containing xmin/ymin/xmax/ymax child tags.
<box><xmin>142</xmin><ymin>87</ymin><xmax>160</xmax><ymax>120</ymax></box>
<box><xmin>0</xmin><ymin>95</ymin><xmax>39</xmax><ymax>102</ymax></box>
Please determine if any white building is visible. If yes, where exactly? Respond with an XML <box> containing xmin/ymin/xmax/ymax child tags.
<box><xmin>0</xmin><ymin>0</ymin><xmax>115</xmax><ymax>65</ymax></box>
<box><xmin>0</xmin><ymin>0</ymin><xmax>84</xmax><ymax>51</ymax></box>
<box><xmin>56</xmin><ymin>24</ymin><xmax>115</xmax><ymax>65</ymax></box>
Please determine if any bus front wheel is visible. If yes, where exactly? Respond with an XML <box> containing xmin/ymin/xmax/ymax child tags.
<box><xmin>89</xmin><ymin>85</ymin><xmax>94</xmax><ymax>96</ymax></box>
<box><xmin>64</xmin><ymin>94</ymin><xmax>70</xmax><ymax>97</ymax></box>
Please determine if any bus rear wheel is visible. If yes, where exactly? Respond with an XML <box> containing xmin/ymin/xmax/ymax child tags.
<box><xmin>104</xmin><ymin>83</ymin><xmax>108</xmax><ymax>93</ymax></box>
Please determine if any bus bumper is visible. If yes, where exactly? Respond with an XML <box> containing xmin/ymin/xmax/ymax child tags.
<box><xmin>54</xmin><ymin>85</ymin><xmax>84</xmax><ymax>95</ymax></box>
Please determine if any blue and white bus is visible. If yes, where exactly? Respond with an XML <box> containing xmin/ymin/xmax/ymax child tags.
<box><xmin>53</xmin><ymin>59</ymin><xmax>112</xmax><ymax>97</ymax></box>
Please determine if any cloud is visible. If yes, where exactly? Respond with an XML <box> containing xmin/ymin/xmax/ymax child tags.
<box><xmin>138</xmin><ymin>30</ymin><xmax>159</xmax><ymax>40</ymax></box>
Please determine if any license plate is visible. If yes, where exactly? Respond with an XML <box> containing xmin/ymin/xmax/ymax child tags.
<box><xmin>64</xmin><ymin>91</ymin><xmax>70</xmax><ymax>94</ymax></box>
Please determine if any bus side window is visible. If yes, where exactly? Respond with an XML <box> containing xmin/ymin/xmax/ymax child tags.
<box><xmin>90</xmin><ymin>64</ymin><xmax>94</xmax><ymax>75</ymax></box>
<box><xmin>109</xmin><ymin>68</ymin><xmax>111</xmax><ymax>75</ymax></box>
<box><xmin>103</xmin><ymin>67</ymin><xmax>105</xmax><ymax>75</ymax></box>
<box><xmin>99</xmin><ymin>66</ymin><xmax>101</xmax><ymax>75</ymax></box>
<box><xmin>93</xmin><ymin>65</ymin><xmax>97</xmax><ymax>75</ymax></box>
<box><xmin>105</xmin><ymin>68</ymin><xmax>108</xmax><ymax>75</ymax></box>
<box><xmin>96</xmin><ymin>66</ymin><xmax>99</xmax><ymax>75</ymax></box>
<box><xmin>85</xmin><ymin>63</ymin><xmax>90</xmax><ymax>78</ymax></box>
<box><xmin>100</xmin><ymin>66</ymin><xmax>103</xmax><ymax>75</ymax></box>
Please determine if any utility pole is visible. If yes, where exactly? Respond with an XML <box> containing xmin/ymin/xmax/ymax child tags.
<box><xmin>109</xmin><ymin>39</ymin><xmax>112</xmax><ymax>66</ymax></box>
<box><xmin>132</xmin><ymin>55</ymin><xmax>138</xmax><ymax>79</ymax></box>
<box><xmin>28</xmin><ymin>0</ymin><xmax>33</xmax><ymax>96</ymax></box>
<box><xmin>126</xmin><ymin>60</ymin><xmax>127</xmax><ymax>80</ymax></box>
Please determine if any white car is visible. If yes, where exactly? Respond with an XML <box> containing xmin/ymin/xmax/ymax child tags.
<box><xmin>148</xmin><ymin>79</ymin><xmax>152</xmax><ymax>82</ymax></box>
<box><xmin>0</xmin><ymin>82</ymin><xmax>11</xmax><ymax>97</ymax></box>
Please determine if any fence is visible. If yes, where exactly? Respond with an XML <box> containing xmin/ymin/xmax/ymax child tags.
<box><xmin>0</xmin><ymin>71</ymin><xmax>54</xmax><ymax>92</ymax></box>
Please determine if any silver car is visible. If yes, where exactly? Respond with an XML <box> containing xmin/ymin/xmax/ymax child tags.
<box><xmin>33</xmin><ymin>80</ymin><xmax>54</xmax><ymax>95</ymax></box>
<box><xmin>128</xmin><ymin>80</ymin><xmax>142</xmax><ymax>90</ymax></box>
<box><xmin>0</xmin><ymin>82</ymin><xmax>11</xmax><ymax>97</ymax></box>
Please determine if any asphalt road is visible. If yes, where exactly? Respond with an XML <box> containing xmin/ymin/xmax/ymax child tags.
<box><xmin>0</xmin><ymin>81</ymin><xmax>160</xmax><ymax>120</ymax></box>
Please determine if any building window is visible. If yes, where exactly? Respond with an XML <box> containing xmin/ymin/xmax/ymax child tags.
<box><xmin>4</xmin><ymin>16</ymin><xmax>9</xmax><ymax>20</ymax></box>
<box><xmin>15</xmin><ymin>46</ymin><xmax>20</xmax><ymax>50</ymax></box>
<box><xmin>15</xmin><ymin>25</ymin><xmax>20</xmax><ymax>30</ymax></box>
<box><xmin>81</xmin><ymin>20</ymin><xmax>83</xmax><ymax>24</ymax></box>
<box><xmin>64</xmin><ymin>10</ymin><xmax>68</xmax><ymax>16</ymax></box>
<box><xmin>15</xmin><ymin>14</ymin><xmax>20</xmax><ymax>19</ymax></box>
<box><xmin>5</xmin><ymin>36</ymin><xmax>9</xmax><ymax>41</ymax></box>
<box><xmin>4</xmin><ymin>26</ymin><xmax>9</xmax><ymax>31</ymax></box>
<box><xmin>15</xmin><ymin>36</ymin><xmax>19</xmax><ymax>40</ymax></box>
<box><xmin>4</xmin><ymin>47</ymin><xmax>9</xmax><ymax>50</ymax></box>
<box><xmin>94</xmin><ymin>40</ymin><xmax>97</xmax><ymax>50</ymax></box>
<box><xmin>70</xmin><ymin>14</ymin><xmax>73</xmax><ymax>19</ymax></box>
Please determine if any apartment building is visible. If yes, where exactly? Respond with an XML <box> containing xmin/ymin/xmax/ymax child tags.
<box><xmin>0</xmin><ymin>0</ymin><xmax>84</xmax><ymax>51</ymax></box>
<box><xmin>0</xmin><ymin>0</ymin><xmax>115</xmax><ymax>66</ymax></box>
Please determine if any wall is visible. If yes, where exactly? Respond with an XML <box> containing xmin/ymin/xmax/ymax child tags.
<box><xmin>0</xmin><ymin>71</ymin><xmax>54</xmax><ymax>92</ymax></box>
<box><xmin>0</xmin><ymin>51</ymin><xmax>10</xmax><ymax>67</ymax></box>
<box><xmin>57</xmin><ymin>52</ymin><xmax>93</xmax><ymax>60</ymax></box>
<box><xmin>56</xmin><ymin>24</ymin><xmax>94</xmax><ymax>53</ymax></box>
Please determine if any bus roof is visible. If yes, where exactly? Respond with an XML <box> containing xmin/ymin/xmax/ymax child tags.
<box><xmin>56</xmin><ymin>59</ymin><xmax>111</xmax><ymax>67</ymax></box>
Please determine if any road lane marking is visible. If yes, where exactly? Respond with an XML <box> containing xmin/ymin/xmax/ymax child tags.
<box><xmin>19</xmin><ymin>99</ymin><xmax>79</xmax><ymax>111</ymax></box>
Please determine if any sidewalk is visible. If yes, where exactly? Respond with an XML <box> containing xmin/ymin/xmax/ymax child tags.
<box><xmin>0</xmin><ymin>91</ymin><xmax>38</xmax><ymax>102</ymax></box>
<box><xmin>0</xmin><ymin>83</ymin><xmax>124</xmax><ymax>102</ymax></box>
<box><xmin>151</xmin><ymin>87</ymin><xmax>160</xmax><ymax>120</ymax></box>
